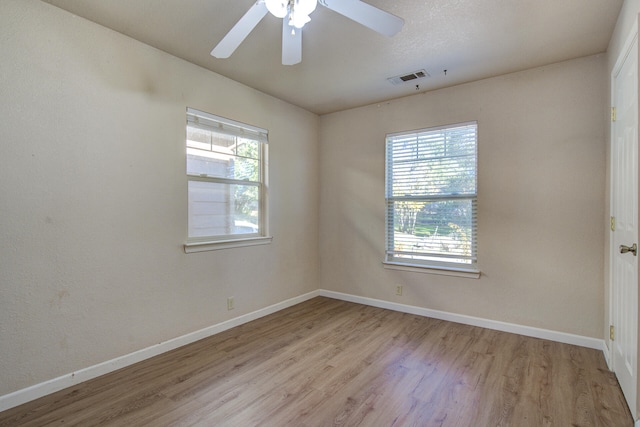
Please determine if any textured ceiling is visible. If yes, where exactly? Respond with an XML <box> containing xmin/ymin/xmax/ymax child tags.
<box><xmin>41</xmin><ymin>0</ymin><xmax>623</xmax><ymax>115</ymax></box>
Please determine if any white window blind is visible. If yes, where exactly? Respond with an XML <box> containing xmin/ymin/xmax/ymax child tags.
<box><xmin>385</xmin><ymin>121</ymin><xmax>477</xmax><ymax>270</ymax></box>
<box><xmin>186</xmin><ymin>108</ymin><xmax>267</xmax><ymax>243</ymax></box>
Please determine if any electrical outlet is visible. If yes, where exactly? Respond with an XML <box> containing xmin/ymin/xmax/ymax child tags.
<box><xmin>227</xmin><ymin>297</ymin><xmax>235</xmax><ymax>310</ymax></box>
<box><xmin>396</xmin><ymin>285</ymin><xmax>403</xmax><ymax>296</ymax></box>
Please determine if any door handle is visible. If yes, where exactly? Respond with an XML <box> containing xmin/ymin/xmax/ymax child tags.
<box><xmin>620</xmin><ymin>243</ymin><xmax>638</xmax><ymax>256</ymax></box>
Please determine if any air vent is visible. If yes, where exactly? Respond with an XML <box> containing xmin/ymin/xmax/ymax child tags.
<box><xmin>387</xmin><ymin>69</ymin><xmax>430</xmax><ymax>85</ymax></box>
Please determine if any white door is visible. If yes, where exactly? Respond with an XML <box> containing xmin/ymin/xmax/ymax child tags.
<box><xmin>611</xmin><ymin>29</ymin><xmax>638</xmax><ymax>418</ymax></box>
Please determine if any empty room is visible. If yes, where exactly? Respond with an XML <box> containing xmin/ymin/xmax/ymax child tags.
<box><xmin>1</xmin><ymin>0</ymin><xmax>640</xmax><ymax>425</ymax></box>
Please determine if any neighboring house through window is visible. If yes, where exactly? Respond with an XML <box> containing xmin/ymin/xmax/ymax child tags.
<box><xmin>385</xmin><ymin>121</ymin><xmax>478</xmax><ymax>274</ymax></box>
<box><xmin>184</xmin><ymin>108</ymin><xmax>270</xmax><ymax>252</ymax></box>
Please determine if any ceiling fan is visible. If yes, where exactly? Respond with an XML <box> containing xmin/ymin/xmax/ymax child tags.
<box><xmin>211</xmin><ymin>0</ymin><xmax>404</xmax><ymax>65</ymax></box>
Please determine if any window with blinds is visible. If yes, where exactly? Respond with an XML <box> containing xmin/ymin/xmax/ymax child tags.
<box><xmin>186</xmin><ymin>108</ymin><xmax>268</xmax><ymax>244</ymax></box>
<box><xmin>385</xmin><ymin>121</ymin><xmax>477</xmax><ymax>271</ymax></box>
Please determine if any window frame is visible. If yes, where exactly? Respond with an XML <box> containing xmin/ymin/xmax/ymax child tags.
<box><xmin>184</xmin><ymin>108</ymin><xmax>271</xmax><ymax>253</ymax></box>
<box><xmin>383</xmin><ymin>121</ymin><xmax>479</xmax><ymax>278</ymax></box>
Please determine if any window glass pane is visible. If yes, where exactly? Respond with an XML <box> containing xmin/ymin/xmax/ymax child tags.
<box><xmin>188</xmin><ymin>180</ymin><xmax>260</xmax><ymax>238</ymax></box>
<box><xmin>386</xmin><ymin>122</ymin><xmax>477</xmax><ymax>269</ymax></box>
<box><xmin>187</xmin><ymin>125</ymin><xmax>261</xmax><ymax>181</ymax></box>
<box><xmin>187</xmin><ymin>150</ymin><xmax>232</xmax><ymax>177</ymax></box>
<box><xmin>186</xmin><ymin>127</ymin><xmax>212</xmax><ymax>150</ymax></box>
<box><xmin>187</xmin><ymin>140</ymin><xmax>260</xmax><ymax>182</ymax></box>
<box><xmin>186</xmin><ymin>151</ymin><xmax>259</xmax><ymax>181</ymax></box>
<box><xmin>390</xmin><ymin>126</ymin><xmax>476</xmax><ymax>197</ymax></box>
<box><xmin>232</xmin><ymin>157</ymin><xmax>260</xmax><ymax>181</ymax></box>
<box><xmin>186</xmin><ymin>108</ymin><xmax>267</xmax><ymax>243</ymax></box>
<box><xmin>236</xmin><ymin>138</ymin><xmax>260</xmax><ymax>160</ymax></box>
<box><xmin>391</xmin><ymin>199</ymin><xmax>475</xmax><ymax>264</ymax></box>
<box><xmin>391</xmin><ymin>157</ymin><xmax>476</xmax><ymax>196</ymax></box>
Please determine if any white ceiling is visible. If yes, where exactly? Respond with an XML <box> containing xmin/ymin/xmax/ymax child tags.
<box><xmin>41</xmin><ymin>0</ymin><xmax>623</xmax><ymax>115</ymax></box>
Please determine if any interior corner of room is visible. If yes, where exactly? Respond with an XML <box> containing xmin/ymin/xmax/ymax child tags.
<box><xmin>1</xmin><ymin>0</ymin><xmax>639</xmax><ymax>425</ymax></box>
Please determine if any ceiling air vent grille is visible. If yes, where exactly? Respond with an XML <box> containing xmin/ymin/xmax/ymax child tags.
<box><xmin>387</xmin><ymin>69</ymin><xmax>430</xmax><ymax>85</ymax></box>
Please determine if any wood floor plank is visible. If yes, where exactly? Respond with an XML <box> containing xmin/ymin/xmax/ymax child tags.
<box><xmin>0</xmin><ymin>297</ymin><xmax>633</xmax><ymax>426</ymax></box>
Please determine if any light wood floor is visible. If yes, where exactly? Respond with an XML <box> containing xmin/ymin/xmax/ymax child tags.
<box><xmin>0</xmin><ymin>297</ymin><xmax>633</xmax><ymax>426</ymax></box>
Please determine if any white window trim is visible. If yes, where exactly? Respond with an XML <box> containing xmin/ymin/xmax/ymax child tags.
<box><xmin>384</xmin><ymin>121</ymin><xmax>478</xmax><ymax>276</ymax></box>
<box><xmin>184</xmin><ymin>108</ymin><xmax>270</xmax><ymax>253</ymax></box>
<box><xmin>382</xmin><ymin>261</ymin><xmax>480</xmax><ymax>279</ymax></box>
<box><xmin>184</xmin><ymin>236</ymin><xmax>273</xmax><ymax>253</ymax></box>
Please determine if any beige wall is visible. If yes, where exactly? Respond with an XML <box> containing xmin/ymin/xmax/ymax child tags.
<box><xmin>319</xmin><ymin>54</ymin><xmax>607</xmax><ymax>338</ymax></box>
<box><xmin>606</xmin><ymin>0</ymin><xmax>640</xmax><ymax>418</ymax></box>
<box><xmin>0</xmin><ymin>0</ymin><xmax>319</xmax><ymax>396</ymax></box>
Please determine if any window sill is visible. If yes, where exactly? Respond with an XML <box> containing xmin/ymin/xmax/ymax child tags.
<box><xmin>382</xmin><ymin>261</ymin><xmax>480</xmax><ymax>279</ymax></box>
<box><xmin>184</xmin><ymin>236</ymin><xmax>273</xmax><ymax>253</ymax></box>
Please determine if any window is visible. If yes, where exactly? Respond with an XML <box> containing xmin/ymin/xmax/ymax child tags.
<box><xmin>185</xmin><ymin>108</ymin><xmax>269</xmax><ymax>252</ymax></box>
<box><xmin>385</xmin><ymin>121</ymin><xmax>477</xmax><ymax>273</ymax></box>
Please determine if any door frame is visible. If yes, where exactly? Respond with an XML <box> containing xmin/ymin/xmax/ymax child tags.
<box><xmin>609</xmin><ymin>18</ymin><xmax>639</xmax><ymax>421</ymax></box>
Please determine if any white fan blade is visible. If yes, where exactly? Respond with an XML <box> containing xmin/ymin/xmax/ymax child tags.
<box><xmin>282</xmin><ymin>19</ymin><xmax>302</xmax><ymax>65</ymax></box>
<box><xmin>211</xmin><ymin>2</ymin><xmax>269</xmax><ymax>58</ymax></box>
<box><xmin>319</xmin><ymin>0</ymin><xmax>404</xmax><ymax>37</ymax></box>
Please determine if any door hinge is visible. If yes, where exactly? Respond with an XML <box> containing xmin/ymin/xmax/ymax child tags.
<box><xmin>610</xmin><ymin>325</ymin><xmax>615</xmax><ymax>341</ymax></box>
<box><xmin>611</xmin><ymin>216</ymin><xmax>616</xmax><ymax>231</ymax></box>
<box><xmin>611</xmin><ymin>107</ymin><xmax>617</xmax><ymax>122</ymax></box>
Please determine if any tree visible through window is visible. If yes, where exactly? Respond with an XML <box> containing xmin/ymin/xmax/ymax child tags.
<box><xmin>186</xmin><ymin>108</ymin><xmax>267</xmax><ymax>243</ymax></box>
<box><xmin>385</xmin><ymin>122</ymin><xmax>477</xmax><ymax>270</ymax></box>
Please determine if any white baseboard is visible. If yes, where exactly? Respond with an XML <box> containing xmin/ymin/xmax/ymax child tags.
<box><xmin>319</xmin><ymin>290</ymin><xmax>605</xmax><ymax>350</ymax></box>
<box><xmin>0</xmin><ymin>290</ymin><xmax>320</xmax><ymax>413</ymax></box>
<box><xmin>602</xmin><ymin>340</ymin><xmax>612</xmax><ymax>369</ymax></box>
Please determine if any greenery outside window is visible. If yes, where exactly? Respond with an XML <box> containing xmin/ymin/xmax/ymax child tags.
<box><xmin>185</xmin><ymin>108</ymin><xmax>269</xmax><ymax>252</ymax></box>
<box><xmin>385</xmin><ymin>121</ymin><xmax>478</xmax><ymax>273</ymax></box>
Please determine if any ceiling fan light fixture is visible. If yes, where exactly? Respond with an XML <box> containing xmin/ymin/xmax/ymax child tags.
<box><xmin>265</xmin><ymin>0</ymin><xmax>288</xmax><ymax>18</ymax></box>
<box><xmin>290</xmin><ymin>11</ymin><xmax>311</xmax><ymax>29</ymax></box>
<box><xmin>289</xmin><ymin>0</ymin><xmax>316</xmax><ymax>28</ymax></box>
